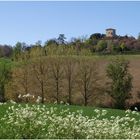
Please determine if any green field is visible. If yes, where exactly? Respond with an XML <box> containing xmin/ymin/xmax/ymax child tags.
<box><xmin>0</xmin><ymin>103</ymin><xmax>135</xmax><ymax>118</ymax></box>
<box><xmin>0</xmin><ymin>103</ymin><xmax>140</xmax><ymax>139</ymax></box>
<box><xmin>0</xmin><ymin>103</ymin><xmax>123</xmax><ymax>117</ymax></box>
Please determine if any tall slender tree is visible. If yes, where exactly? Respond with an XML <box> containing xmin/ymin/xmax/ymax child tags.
<box><xmin>0</xmin><ymin>60</ymin><xmax>12</xmax><ymax>102</ymax></box>
<box><xmin>106</xmin><ymin>58</ymin><xmax>132</xmax><ymax>109</ymax></box>
<box><xmin>64</xmin><ymin>57</ymin><xmax>76</xmax><ymax>104</ymax></box>
<box><xmin>49</xmin><ymin>57</ymin><xmax>63</xmax><ymax>103</ymax></box>
<box><xmin>78</xmin><ymin>58</ymin><xmax>99</xmax><ymax>106</ymax></box>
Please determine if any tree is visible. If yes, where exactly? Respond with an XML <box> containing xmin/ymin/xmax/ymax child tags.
<box><xmin>78</xmin><ymin>59</ymin><xmax>99</xmax><ymax>106</ymax></box>
<box><xmin>45</xmin><ymin>39</ymin><xmax>58</xmax><ymax>47</ymax></box>
<box><xmin>106</xmin><ymin>58</ymin><xmax>132</xmax><ymax>109</ymax></box>
<box><xmin>0</xmin><ymin>45</ymin><xmax>13</xmax><ymax>58</ymax></box>
<box><xmin>90</xmin><ymin>33</ymin><xmax>105</xmax><ymax>40</ymax></box>
<box><xmin>106</xmin><ymin>40</ymin><xmax>121</xmax><ymax>54</ymax></box>
<box><xmin>95</xmin><ymin>40</ymin><xmax>107</xmax><ymax>52</ymax></box>
<box><xmin>32</xmin><ymin>57</ymin><xmax>48</xmax><ymax>103</ymax></box>
<box><xmin>13</xmin><ymin>42</ymin><xmax>22</xmax><ymax>61</ymax></box>
<box><xmin>49</xmin><ymin>57</ymin><xmax>63</xmax><ymax>103</ymax></box>
<box><xmin>11</xmin><ymin>63</ymin><xmax>31</xmax><ymax>103</ymax></box>
<box><xmin>57</xmin><ymin>34</ymin><xmax>66</xmax><ymax>45</ymax></box>
<box><xmin>71</xmin><ymin>38</ymin><xmax>83</xmax><ymax>55</ymax></box>
<box><xmin>64</xmin><ymin>57</ymin><xmax>76</xmax><ymax>105</ymax></box>
<box><xmin>35</xmin><ymin>40</ymin><xmax>42</xmax><ymax>48</ymax></box>
<box><xmin>120</xmin><ymin>43</ymin><xmax>126</xmax><ymax>52</ymax></box>
<box><xmin>0</xmin><ymin>59</ymin><xmax>12</xmax><ymax>102</ymax></box>
<box><xmin>13</xmin><ymin>42</ymin><xmax>28</xmax><ymax>61</ymax></box>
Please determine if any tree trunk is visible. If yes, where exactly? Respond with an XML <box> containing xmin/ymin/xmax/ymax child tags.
<box><xmin>56</xmin><ymin>80</ymin><xmax>59</xmax><ymax>104</ymax></box>
<box><xmin>0</xmin><ymin>85</ymin><xmax>5</xmax><ymax>102</ymax></box>
<box><xmin>41</xmin><ymin>81</ymin><xmax>44</xmax><ymax>104</ymax></box>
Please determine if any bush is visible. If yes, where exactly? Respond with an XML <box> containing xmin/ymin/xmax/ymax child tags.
<box><xmin>95</xmin><ymin>40</ymin><xmax>107</xmax><ymax>52</ymax></box>
<box><xmin>106</xmin><ymin>58</ymin><xmax>132</xmax><ymax>109</ymax></box>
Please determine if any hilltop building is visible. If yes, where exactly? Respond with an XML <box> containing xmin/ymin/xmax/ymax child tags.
<box><xmin>106</xmin><ymin>28</ymin><xmax>116</xmax><ymax>37</ymax></box>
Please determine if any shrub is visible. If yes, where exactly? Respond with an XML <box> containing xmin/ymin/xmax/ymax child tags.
<box><xmin>106</xmin><ymin>58</ymin><xmax>132</xmax><ymax>109</ymax></box>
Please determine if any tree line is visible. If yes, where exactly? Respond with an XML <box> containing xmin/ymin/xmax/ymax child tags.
<box><xmin>0</xmin><ymin>49</ymin><xmax>134</xmax><ymax>110</ymax></box>
<box><xmin>7</xmin><ymin>56</ymin><xmax>100</xmax><ymax>106</ymax></box>
<box><xmin>1</xmin><ymin>33</ymin><xmax>140</xmax><ymax>60</ymax></box>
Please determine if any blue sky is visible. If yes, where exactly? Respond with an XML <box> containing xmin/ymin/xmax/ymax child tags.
<box><xmin>0</xmin><ymin>1</ymin><xmax>140</xmax><ymax>45</ymax></box>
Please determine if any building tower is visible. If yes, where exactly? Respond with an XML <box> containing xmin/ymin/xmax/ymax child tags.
<box><xmin>106</xmin><ymin>28</ymin><xmax>116</xmax><ymax>37</ymax></box>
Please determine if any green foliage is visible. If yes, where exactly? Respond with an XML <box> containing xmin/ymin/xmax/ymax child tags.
<box><xmin>0</xmin><ymin>59</ymin><xmax>12</xmax><ymax>102</ymax></box>
<box><xmin>112</xmin><ymin>44</ymin><xmax>121</xmax><ymax>53</ymax></box>
<box><xmin>96</xmin><ymin>40</ymin><xmax>107</xmax><ymax>52</ymax></box>
<box><xmin>57</xmin><ymin>34</ymin><xmax>66</xmax><ymax>45</ymax></box>
<box><xmin>120</xmin><ymin>43</ymin><xmax>127</xmax><ymax>52</ymax></box>
<box><xmin>89</xmin><ymin>33</ymin><xmax>105</xmax><ymax>40</ymax></box>
<box><xmin>13</xmin><ymin>42</ymin><xmax>23</xmax><ymax>61</ymax></box>
<box><xmin>45</xmin><ymin>39</ymin><xmax>58</xmax><ymax>47</ymax></box>
<box><xmin>106</xmin><ymin>58</ymin><xmax>132</xmax><ymax>109</ymax></box>
<box><xmin>35</xmin><ymin>40</ymin><xmax>42</xmax><ymax>47</ymax></box>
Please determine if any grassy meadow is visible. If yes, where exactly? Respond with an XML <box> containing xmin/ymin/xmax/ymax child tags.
<box><xmin>0</xmin><ymin>103</ymin><xmax>140</xmax><ymax>139</ymax></box>
<box><xmin>0</xmin><ymin>103</ymin><xmax>130</xmax><ymax>119</ymax></box>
